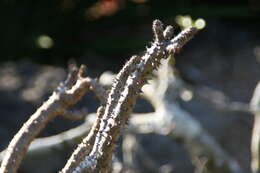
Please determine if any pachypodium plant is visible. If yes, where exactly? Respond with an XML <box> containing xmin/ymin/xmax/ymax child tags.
<box><xmin>61</xmin><ymin>20</ymin><xmax>197</xmax><ymax>173</ymax></box>
<box><xmin>0</xmin><ymin>19</ymin><xmax>197</xmax><ymax>173</ymax></box>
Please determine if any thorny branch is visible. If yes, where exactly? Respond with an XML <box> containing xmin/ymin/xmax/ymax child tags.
<box><xmin>1</xmin><ymin>18</ymin><xmax>249</xmax><ymax>173</ymax></box>
<box><xmin>0</xmin><ymin>64</ymin><xmax>102</xmax><ymax>173</ymax></box>
<box><xmin>1</xmin><ymin>19</ymin><xmax>198</xmax><ymax>173</ymax></box>
<box><xmin>61</xmin><ymin>20</ymin><xmax>197</xmax><ymax>173</ymax></box>
<box><xmin>96</xmin><ymin>58</ymin><xmax>245</xmax><ymax>173</ymax></box>
<box><xmin>0</xmin><ymin>113</ymin><xmax>96</xmax><ymax>170</ymax></box>
<box><xmin>0</xmin><ymin>58</ymin><xmax>247</xmax><ymax>173</ymax></box>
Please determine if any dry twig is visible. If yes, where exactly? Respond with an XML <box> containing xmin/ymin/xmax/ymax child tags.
<box><xmin>0</xmin><ymin>64</ymin><xmax>101</xmax><ymax>173</ymax></box>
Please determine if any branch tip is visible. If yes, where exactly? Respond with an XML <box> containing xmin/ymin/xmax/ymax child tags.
<box><xmin>68</xmin><ymin>60</ymin><xmax>78</xmax><ymax>73</ymax></box>
<box><xmin>167</xmin><ymin>26</ymin><xmax>198</xmax><ymax>54</ymax></box>
<box><xmin>163</xmin><ymin>25</ymin><xmax>174</xmax><ymax>40</ymax></box>
<box><xmin>78</xmin><ymin>65</ymin><xmax>87</xmax><ymax>78</ymax></box>
<box><xmin>153</xmin><ymin>19</ymin><xmax>164</xmax><ymax>42</ymax></box>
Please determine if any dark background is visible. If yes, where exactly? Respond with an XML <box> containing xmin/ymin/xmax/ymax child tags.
<box><xmin>0</xmin><ymin>0</ymin><xmax>259</xmax><ymax>66</ymax></box>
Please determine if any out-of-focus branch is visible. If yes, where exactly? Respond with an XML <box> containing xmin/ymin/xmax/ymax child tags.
<box><xmin>1</xmin><ymin>57</ymin><xmax>242</xmax><ymax>173</ymax></box>
<box><xmin>61</xmin><ymin>19</ymin><xmax>197</xmax><ymax>173</ymax></box>
<box><xmin>130</xmin><ymin>107</ymin><xmax>243</xmax><ymax>173</ymax></box>
<box><xmin>122</xmin><ymin>133</ymin><xmax>139</xmax><ymax>172</ymax></box>
<box><xmin>99</xmin><ymin>68</ymin><xmax>251</xmax><ymax>114</ymax></box>
<box><xmin>60</xmin><ymin>108</ymin><xmax>88</xmax><ymax>120</ymax></box>
<box><xmin>250</xmin><ymin>82</ymin><xmax>260</xmax><ymax>173</ymax></box>
<box><xmin>122</xmin><ymin>132</ymin><xmax>160</xmax><ymax>173</ymax></box>
<box><xmin>194</xmin><ymin>86</ymin><xmax>250</xmax><ymax>113</ymax></box>
<box><xmin>0</xmin><ymin>64</ymin><xmax>101</xmax><ymax>173</ymax></box>
<box><xmin>0</xmin><ymin>113</ymin><xmax>95</xmax><ymax>163</ymax></box>
<box><xmin>0</xmin><ymin>114</ymin><xmax>98</xmax><ymax>173</ymax></box>
<box><xmin>251</xmin><ymin>113</ymin><xmax>260</xmax><ymax>173</ymax></box>
<box><xmin>130</xmin><ymin>59</ymin><xmax>243</xmax><ymax>173</ymax></box>
<box><xmin>94</xmin><ymin>57</ymin><xmax>244</xmax><ymax>173</ymax></box>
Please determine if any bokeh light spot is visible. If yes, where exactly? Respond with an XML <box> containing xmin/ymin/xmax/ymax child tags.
<box><xmin>37</xmin><ymin>35</ymin><xmax>54</xmax><ymax>49</ymax></box>
<box><xmin>180</xmin><ymin>89</ymin><xmax>193</xmax><ymax>102</ymax></box>
<box><xmin>182</xmin><ymin>17</ymin><xmax>192</xmax><ymax>28</ymax></box>
<box><xmin>175</xmin><ymin>15</ymin><xmax>192</xmax><ymax>29</ymax></box>
<box><xmin>195</xmin><ymin>18</ymin><xmax>206</xmax><ymax>30</ymax></box>
<box><xmin>175</xmin><ymin>15</ymin><xmax>206</xmax><ymax>30</ymax></box>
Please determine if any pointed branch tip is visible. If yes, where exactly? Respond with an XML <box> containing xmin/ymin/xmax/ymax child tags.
<box><xmin>153</xmin><ymin>19</ymin><xmax>164</xmax><ymax>42</ymax></box>
<box><xmin>163</xmin><ymin>25</ymin><xmax>174</xmax><ymax>40</ymax></box>
<box><xmin>78</xmin><ymin>65</ymin><xmax>87</xmax><ymax>78</ymax></box>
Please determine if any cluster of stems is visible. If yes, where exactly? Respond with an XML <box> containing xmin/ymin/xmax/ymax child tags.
<box><xmin>0</xmin><ymin>19</ymin><xmax>197</xmax><ymax>173</ymax></box>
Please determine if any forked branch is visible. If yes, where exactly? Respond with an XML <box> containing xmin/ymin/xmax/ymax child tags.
<box><xmin>61</xmin><ymin>19</ymin><xmax>197</xmax><ymax>173</ymax></box>
<box><xmin>0</xmin><ymin>64</ymin><xmax>102</xmax><ymax>173</ymax></box>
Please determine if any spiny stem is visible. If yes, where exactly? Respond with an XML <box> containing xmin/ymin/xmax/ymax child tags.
<box><xmin>61</xmin><ymin>19</ymin><xmax>198</xmax><ymax>173</ymax></box>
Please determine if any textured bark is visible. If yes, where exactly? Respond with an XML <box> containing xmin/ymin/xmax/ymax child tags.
<box><xmin>0</xmin><ymin>65</ymin><xmax>100</xmax><ymax>173</ymax></box>
<box><xmin>1</xmin><ymin>19</ymin><xmax>198</xmax><ymax>173</ymax></box>
<box><xmin>61</xmin><ymin>19</ymin><xmax>197</xmax><ymax>173</ymax></box>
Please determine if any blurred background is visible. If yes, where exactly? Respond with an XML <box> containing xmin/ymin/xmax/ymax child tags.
<box><xmin>1</xmin><ymin>0</ymin><xmax>260</xmax><ymax>172</ymax></box>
